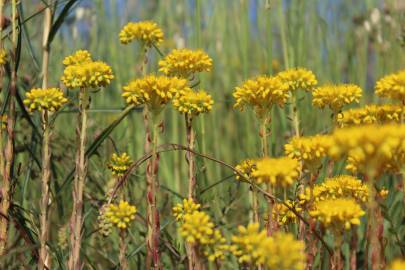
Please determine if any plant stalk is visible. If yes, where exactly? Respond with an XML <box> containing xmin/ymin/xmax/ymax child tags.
<box><xmin>119</xmin><ymin>231</ymin><xmax>128</xmax><ymax>270</ymax></box>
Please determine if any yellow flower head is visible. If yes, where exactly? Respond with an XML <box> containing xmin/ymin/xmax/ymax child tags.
<box><xmin>310</xmin><ymin>198</ymin><xmax>365</xmax><ymax>231</ymax></box>
<box><xmin>273</xmin><ymin>200</ymin><xmax>302</xmax><ymax>225</ymax></box>
<box><xmin>231</xmin><ymin>223</ymin><xmax>269</xmax><ymax>265</ymax></box>
<box><xmin>233</xmin><ymin>75</ymin><xmax>290</xmax><ymax>118</ymax></box>
<box><xmin>122</xmin><ymin>75</ymin><xmax>188</xmax><ymax>110</ymax></box>
<box><xmin>119</xmin><ymin>21</ymin><xmax>164</xmax><ymax>46</ymax></box>
<box><xmin>159</xmin><ymin>48</ymin><xmax>213</xmax><ymax>78</ymax></box>
<box><xmin>172</xmin><ymin>89</ymin><xmax>214</xmax><ymax>116</ymax></box>
<box><xmin>180</xmin><ymin>210</ymin><xmax>214</xmax><ymax>245</ymax></box>
<box><xmin>284</xmin><ymin>135</ymin><xmax>333</xmax><ymax>172</ymax></box>
<box><xmin>107</xmin><ymin>152</ymin><xmax>132</xmax><ymax>176</ymax></box>
<box><xmin>329</xmin><ymin>124</ymin><xmax>405</xmax><ymax>174</ymax></box>
<box><xmin>337</xmin><ymin>104</ymin><xmax>403</xmax><ymax>127</ymax></box>
<box><xmin>299</xmin><ymin>175</ymin><xmax>369</xmax><ymax>206</ymax></box>
<box><xmin>252</xmin><ymin>157</ymin><xmax>301</xmax><ymax>187</ymax></box>
<box><xmin>235</xmin><ymin>159</ymin><xmax>256</xmax><ymax>181</ymax></box>
<box><xmin>387</xmin><ymin>259</ymin><xmax>405</xmax><ymax>270</ymax></box>
<box><xmin>61</xmin><ymin>61</ymin><xmax>114</xmax><ymax>89</ymax></box>
<box><xmin>203</xmin><ymin>229</ymin><xmax>229</xmax><ymax>262</ymax></box>
<box><xmin>265</xmin><ymin>232</ymin><xmax>305</xmax><ymax>270</ymax></box>
<box><xmin>62</xmin><ymin>50</ymin><xmax>92</xmax><ymax>66</ymax></box>
<box><xmin>105</xmin><ymin>200</ymin><xmax>137</xmax><ymax>230</ymax></box>
<box><xmin>0</xmin><ymin>49</ymin><xmax>7</xmax><ymax>65</ymax></box>
<box><xmin>23</xmin><ymin>88</ymin><xmax>68</xmax><ymax>112</ymax></box>
<box><xmin>375</xmin><ymin>70</ymin><xmax>405</xmax><ymax>102</ymax></box>
<box><xmin>277</xmin><ymin>67</ymin><xmax>318</xmax><ymax>92</ymax></box>
<box><xmin>312</xmin><ymin>84</ymin><xmax>362</xmax><ymax>111</ymax></box>
<box><xmin>172</xmin><ymin>198</ymin><xmax>201</xmax><ymax>222</ymax></box>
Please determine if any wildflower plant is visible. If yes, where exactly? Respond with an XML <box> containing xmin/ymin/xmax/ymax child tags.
<box><xmin>252</xmin><ymin>157</ymin><xmax>301</xmax><ymax>187</ymax></box>
<box><xmin>108</xmin><ymin>152</ymin><xmax>132</xmax><ymax>177</ymax></box>
<box><xmin>312</xmin><ymin>84</ymin><xmax>362</xmax><ymax>112</ymax></box>
<box><xmin>119</xmin><ymin>21</ymin><xmax>164</xmax><ymax>47</ymax></box>
<box><xmin>277</xmin><ymin>67</ymin><xmax>318</xmax><ymax>92</ymax></box>
<box><xmin>375</xmin><ymin>70</ymin><xmax>405</xmax><ymax>103</ymax></box>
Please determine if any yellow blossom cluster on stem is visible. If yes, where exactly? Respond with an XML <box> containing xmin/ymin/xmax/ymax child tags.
<box><xmin>233</xmin><ymin>75</ymin><xmax>290</xmax><ymax>118</ymax></box>
<box><xmin>337</xmin><ymin>104</ymin><xmax>404</xmax><ymax>127</ymax></box>
<box><xmin>312</xmin><ymin>84</ymin><xmax>362</xmax><ymax>111</ymax></box>
<box><xmin>251</xmin><ymin>157</ymin><xmax>301</xmax><ymax>187</ymax></box>
<box><xmin>172</xmin><ymin>198</ymin><xmax>201</xmax><ymax>222</ymax></box>
<box><xmin>61</xmin><ymin>50</ymin><xmax>114</xmax><ymax>89</ymax></box>
<box><xmin>107</xmin><ymin>152</ymin><xmax>132</xmax><ymax>176</ymax></box>
<box><xmin>235</xmin><ymin>159</ymin><xmax>256</xmax><ymax>181</ymax></box>
<box><xmin>231</xmin><ymin>223</ymin><xmax>305</xmax><ymax>270</ymax></box>
<box><xmin>328</xmin><ymin>124</ymin><xmax>405</xmax><ymax>174</ymax></box>
<box><xmin>23</xmin><ymin>88</ymin><xmax>68</xmax><ymax>113</ymax></box>
<box><xmin>172</xmin><ymin>89</ymin><xmax>214</xmax><ymax>117</ymax></box>
<box><xmin>0</xmin><ymin>49</ymin><xmax>7</xmax><ymax>65</ymax></box>
<box><xmin>159</xmin><ymin>48</ymin><xmax>213</xmax><ymax>78</ymax></box>
<box><xmin>119</xmin><ymin>21</ymin><xmax>164</xmax><ymax>47</ymax></box>
<box><xmin>387</xmin><ymin>259</ymin><xmax>405</xmax><ymax>270</ymax></box>
<box><xmin>122</xmin><ymin>75</ymin><xmax>188</xmax><ymax>111</ymax></box>
<box><xmin>375</xmin><ymin>70</ymin><xmax>405</xmax><ymax>103</ymax></box>
<box><xmin>104</xmin><ymin>200</ymin><xmax>137</xmax><ymax>230</ymax></box>
<box><xmin>273</xmin><ymin>200</ymin><xmax>302</xmax><ymax>225</ymax></box>
<box><xmin>299</xmin><ymin>175</ymin><xmax>369</xmax><ymax>206</ymax></box>
<box><xmin>310</xmin><ymin>198</ymin><xmax>365</xmax><ymax>231</ymax></box>
<box><xmin>276</xmin><ymin>67</ymin><xmax>318</xmax><ymax>92</ymax></box>
<box><xmin>284</xmin><ymin>135</ymin><xmax>333</xmax><ymax>172</ymax></box>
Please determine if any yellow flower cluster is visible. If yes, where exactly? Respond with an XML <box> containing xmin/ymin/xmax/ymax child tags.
<box><xmin>180</xmin><ymin>210</ymin><xmax>214</xmax><ymax>244</ymax></box>
<box><xmin>375</xmin><ymin>70</ymin><xmax>405</xmax><ymax>102</ymax></box>
<box><xmin>284</xmin><ymin>135</ymin><xmax>332</xmax><ymax>172</ymax></box>
<box><xmin>329</xmin><ymin>124</ymin><xmax>405</xmax><ymax>173</ymax></box>
<box><xmin>277</xmin><ymin>67</ymin><xmax>318</xmax><ymax>92</ymax></box>
<box><xmin>23</xmin><ymin>88</ymin><xmax>68</xmax><ymax>113</ymax></box>
<box><xmin>172</xmin><ymin>198</ymin><xmax>201</xmax><ymax>222</ymax></box>
<box><xmin>231</xmin><ymin>223</ymin><xmax>305</xmax><ymax>270</ymax></box>
<box><xmin>119</xmin><ymin>21</ymin><xmax>164</xmax><ymax>46</ymax></box>
<box><xmin>107</xmin><ymin>152</ymin><xmax>132</xmax><ymax>176</ymax></box>
<box><xmin>122</xmin><ymin>75</ymin><xmax>188</xmax><ymax>110</ymax></box>
<box><xmin>312</xmin><ymin>84</ymin><xmax>362</xmax><ymax>111</ymax></box>
<box><xmin>299</xmin><ymin>175</ymin><xmax>368</xmax><ymax>206</ymax></box>
<box><xmin>235</xmin><ymin>159</ymin><xmax>256</xmax><ymax>181</ymax></box>
<box><xmin>172</xmin><ymin>89</ymin><xmax>214</xmax><ymax>117</ymax></box>
<box><xmin>273</xmin><ymin>200</ymin><xmax>302</xmax><ymax>225</ymax></box>
<box><xmin>233</xmin><ymin>75</ymin><xmax>290</xmax><ymax>118</ymax></box>
<box><xmin>0</xmin><ymin>49</ymin><xmax>7</xmax><ymax>65</ymax></box>
<box><xmin>310</xmin><ymin>198</ymin><xmax>365</xmax><ymax>231</ymax></box>
<box><xmin>159</xmin><ymin>48</ymin><xmax>213</xmax><ymax>78</ymax></box>
<box><xmin>337</xmin><ymin>104</ymin><xmax>403</xmax><ymax>127</ymax></box>
<box><xmin>62</xmin><ymin>50</ymin><xmax>92</xmax><ymax>66</ymax></box>
<box><xmin>252</xmin><ymin>157</ymin><xmax>301</xmax><ymax>187</ymax></box>
<box><xmin>387</xmin><ymin>259</ymin><xmax>405</xmax><ymax>270</ymax></box>
<box><xmin>104</xmin><ymin>200</ymin><xmax>137</xmax><ymax>230</ymax></box>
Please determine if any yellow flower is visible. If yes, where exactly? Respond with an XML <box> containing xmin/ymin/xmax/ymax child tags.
<box><xmin>172</xmin><ymin>89</ymin><xmax>214</xmax><ymax>116</ymax></box>
<box><xmin>105</xmin><ymin>200</ymin><xmax>137</xmax><ymax>230</ymax></box>
<box><xmin>387</xmin><ymin>259</ymin><xmax>405</xmax><ymax>270</ymax></box>
<box><xmin>312</xmin><ymin>84</ymin><xmax>362</xmax><ymax>111</ymax></box>
<box><xmin>122</xmin><ymin>75</ymin><xmax>188</xmax><ymax>111</ymax></box>
<box><xmin>233</xmin><ymin>75</ymin><xmax>290</xmax><ymax>118</ymax></box>
<box><xmin>284</xmin><ymin>135</ymin><xmax>332</xmax><ymax>172</ymax></box>
<box><xmin>172</xmin><ymin>198</ymin><xmax>201</xmax><ymax>222</ymax></box>
<box><xmin>0</xmin><ymin>49</ymin><xmax>7</xmax><ymax>65</ymax></box>
<box><xmin>230</xmin><ymin>223</ymin><xmax>269</xmax><ymax>265</ymax></box>
<box><xmin>273</xmin><ymin>200</ymin><xmax>302</xmax><ymax>225</ymax></box>
<box><xmin>310</xmin><ymin>198</ymin><xmax>365</xmax><ymax>231</ymax></box>
<box><xmin>62</xmin><ymin>50</ymin><xmax>92</xmax><ymax>66</ymax></box>
<box><xmin>252</xmin><ymin>157</ymin><xmax>301</xmax><ymax>187</ymax></box>
<box><xmin>329</xmin><ymin>124</ymin><xmax>405</xmax><ymax>174</ymax></box>
<box><xmin>23</xmin><ymin>88</ymin><xmax>68</xmax><ymax>112</ymax></box>
<box><xmin>61</xmin><ymin>61</ymin><xmax>114</xmax><ymax>89</ymax></box>
<box><xmin>119</xmin><ymin>21</ymin><xmax>164</xmax><ymax>46</ymax></box>
<box><xmin>231</xmin><ymin>223</ymin><xmax>305</xmax><ymax>270</ymax></box>
<box><xmin>180</xmin><ymin>210</ymin><xmax>214</xmax><ymax>245</ymax></box>
<box><xmin>375</xmin><ymin>70</ymin><xmax>405</xmax><ymax>102</ymax></box>
<box><xmin>203</xmin><ymin>229</ymin><xmax>229</xmax><ymax>262</ymax></box>
<box><xmin>159</xmin><ymin>48</ymin><xmax>213</xmax><ymax>78</ymax></box>
<box><xmin>337</xmin><ymin>104</ymin><xmax>403</xmax><ymax>127</ymax></box>
<box><xmin>1</xmin><ymin>115</ymin><xmax>7</xmax><ymax>130</ymax></box>
<box><xmin>235</xmin><ymin>159</ymin><xmax>256</xmax><ymax>181</ymax></box>
<box><xmin>277</xmin><ymin>67</ymin><xmax>318</xmax><ymax>92</ymax></box>
<box><xmin>107</xmin><ymin>152</ymin><xmax>132</xmax><ymax>176</ymax></box>
<box><xmin>265</xmin><ymin>232</ymin><xmax>305</xmax><ymax>270</ymax></box>
<box><xmin>299</xmin><ymin>175</ymin><xmax>369</xmax><ymax>206</ymax></box>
